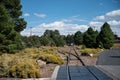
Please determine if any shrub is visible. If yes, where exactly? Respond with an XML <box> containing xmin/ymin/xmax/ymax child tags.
<box><xmin>0</xmin><ymin>54</ymin><xmax>41</xmax><ymax>78</ymax></box>
<box><xmin>0</xmin><ymin>46</ymin><xmax>63</xmax><ymax>78</ymax></box>
<box><xmin>37</xmin><ymin>52</ymin><xmax>64</xmax><ymax>64</ymax></box>
<box><xmin>80</xmin><ymin>48</ymin><xmax>102</xmax><ymax>57</ymax></box>
<box><xmin>9</xmin><ymin>58</ymin><xmax>41</xmax><ymax>78</ymax></box>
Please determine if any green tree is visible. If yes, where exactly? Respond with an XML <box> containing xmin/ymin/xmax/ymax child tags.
<box><xmin>97</xmin><ymin>22</ymin><xmax>114</xmax><ymax>49</ymax></box>
<box><xmin>40</xmin><ymin>36</ymin><xmax>50</xmax><ymax>46</ymax></box>
<box><xmin>83</xmin><ymin>27</ymin><xmax>98</xmax><ymax>48</ymax></box>
<box><xmin>0</xmin><ymin>4</ymin><xmax>23</xmax><ymax>53</ymax></box>
<box><xmin>0</xmin><ymin>0</ymin><xmax>27</xmax><ymax>32</ymax></box>
<box><xmin>44</xmin><ymin>30</ymin><xmax>53</xmax><ymax>37</ymax></box>
<box><xmin>43</xmin><ymin>30</ymin><xmax>65</xmax><ymax>46</ymax></box>
<box><xmin>22</xmin><ymin>36</ymin><xmax>41</xmax><ymax>48</ymax></box>
<box><xmin>53</xmin><ymin>36</ymin><xmax>65</xmax><ymax>47</ymax></box>
<box><xmin>74</xmin><ymin>31</ymin><xmax>83</xmax><ymax>45</ymax></box>
<box><xmin>66</xmin><ymin>34</ymin><xmax>74</xmax><ymax>46</ymax></box>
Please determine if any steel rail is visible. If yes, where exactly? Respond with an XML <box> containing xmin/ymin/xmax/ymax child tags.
<box><xmin>72</xmin><ymin>46</ymin><xmax>99</xmax><ymax>80</ymax></box>
<box><xmin>58</xmin><ymin>46</ymin><xmax>99</xmax><ymax>80</ymax></box>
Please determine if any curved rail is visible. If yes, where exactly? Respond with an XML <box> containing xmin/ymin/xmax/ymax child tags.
<box><xmin>58</xmin><ymin>46</ymin><xmax>99</xmax><ymax>80</ymax></box>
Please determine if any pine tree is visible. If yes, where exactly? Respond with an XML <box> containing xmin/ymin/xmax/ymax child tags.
<box><xmin>97</xmin><ymin>22</ymin><xmax>114</xmax><ymax>49</ymax></box>
<box><xmin>0</xmin><ymin>4</ymin><xmax>23</xmax><ymax>53</ymax></box>
<box><xmin>83</xmin><ymin>27</ymin><xmax>98</xmax><ymax>48</ymax></box>
<box><xmin>74</xmin><ymin>31</ymin><xmax>83</xmax><ymax>45</ymax></box>
<box><xmin>43</xmin><ymin>30</ymin><xmax>65</xmax><ymax>46</ymax></box>
<box><xmin>40</xmin><ymin>36</ymin><xmax>50</xmax><ymax>46</ymax></box>
<box><xmin>0</xmin><ymin>0</ymin><xmax>27</xmax><ymax>32</ymax></box>
<box><xmin>66</xmin><ymin>34</ymin><xmax>74</xmax><ymax>46</ymax></box>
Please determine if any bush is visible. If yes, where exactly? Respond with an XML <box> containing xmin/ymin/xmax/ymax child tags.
<box><xmin>0</xmin><ymin>54</ymin><xmax>12</xmax><ymax>77</ymax></box>
<box><xmin>0</xmin><ymin>54</ymin><xmax>41</xmax><ymax>78</ymax></box>
<box><xmin>9</xmin><ymin>58</ymin><xmax>41</xmax><ymax>78</ymax></box>
<box><xmin>80</xmin><ymin>48</ymin><xmax>102</xmax><ymax>57</ymax></box>
<box><xmin>0</xmin><ymin>46</ymin><xmax>64</xmax><ymax>78</ymax></box>
<box><xmin>38</xmin><ymin>53</ymin><xmax>63</xmax><ymax>64</ymax></box>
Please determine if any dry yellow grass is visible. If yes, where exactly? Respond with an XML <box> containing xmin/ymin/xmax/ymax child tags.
<box><xmin>76</xmin><ymin>46</ymin><xmax>103</xmax><ymax>57</ymax></box>
<box><xmin>0</xmin><ymin>46</ymin><xmax>63</xmax><ymax>78</ymax></box>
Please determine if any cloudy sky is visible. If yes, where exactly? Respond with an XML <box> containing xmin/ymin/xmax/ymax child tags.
<box><xmin>21</xmin><ymin>0</ymin><xmax>120</xmax><ymax>37</ymax></box>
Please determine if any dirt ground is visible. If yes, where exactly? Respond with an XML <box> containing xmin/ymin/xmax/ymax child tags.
<box><xmin>40</xmin><ymin>56</ymin><xmax>97</xmax><ymax>78</ymax></box>
<box><xmin>40</xmin><ymin>63</ymin><xmax>57</xmax><ymax>78</ymax></box>
<box><xmin>40</xmin><ymin>46</ymin><xmax>97</xmax><ymax>78</ymax></box>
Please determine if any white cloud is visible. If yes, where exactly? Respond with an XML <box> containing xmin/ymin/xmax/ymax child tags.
<box><xmin>21</xmin><ymin>10</ymin><xmax>120</xmax><ymax>37</ymax></box>
<box><xmin>58</xmin><ymin>19</ymin><xmax>87</xmax><ymax>23</ymax></box>
<box><xmin>94</xmin><ymin>9</ymin><xmax>120</xmax><ymax>20</ymax></box>
<box><xmin>23</xmin><ymin>13</ymin><xmax>30</xmax><ymax>17</ymax></box>
<box><xmin>91</xmin><ymin>9</ymin><xmax>120</xmax><ymax>36</ymax></box>
<box><xmin>105</xmin><ymin>9</ymin><xmax>120</xmax><ymax>20</ymax></box>
<box><xmin>21</xmin><ymin>29</ymin><xmax>31</xmax><ymax>36</ymax></box>
<box><xmin>89</xmin><ymin>20</ymin><xmax>120</xmax><ymax>35</ymax></box>
<box><xmin>94</xmin><ymin>15</ymin><xmax>105</xmax><ymax>20</ymax></box>
<box><xmin>108</xmin><ymin>20</ymin><xmax>120</xmax><ymax>26</ymax></box>
<box><xmin>34</xmin><ymin>13</ymin><xmax>46</xmax><ymax>18</ymax></box>
<box><xmin>106</xmin><ymin>9</ymin><xmax>120</xmax><ymax>17</ymax></box>
<box><xmin>89</xmin><ymin>21</ymin><xmax>103</xmax><ymax>27</ymax></box>
<box><xmin>89</xmin><ymin>21</ymin><xmax>104</xmax><ymax>31</ymax></box>
<box><xmin>21</xmin><ymin>20</ymin><xmax>88</xmax><ymax>36</ymax></box>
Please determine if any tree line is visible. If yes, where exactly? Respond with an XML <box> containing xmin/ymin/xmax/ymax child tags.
<box><xmin>22</xmin><ymin>22</ymin><xmax>115</xmax><ymax>49</ymax></box>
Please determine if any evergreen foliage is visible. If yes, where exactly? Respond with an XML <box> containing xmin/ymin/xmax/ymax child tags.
<box><xmin>0</xmin><ymin>4</ymin><xmax>23</xmax><ymax>53</ymax></box>
<box><xmin>21</xmin><ymin>23</ymin><xmax>114</xmax><ymax>49</ymax></box>
<box><xmin>22</xmin><ymin>30</ymin><xmax>66</xmax><ymax>47</ymax></box>
<box><xmin>74</xmin><ymin>31</ymin><xmax>83</xmax><ymax>45</ymax></box>
<box><xmin>66</xmin><ymin>34</ymin><xmax>74</xmax><ymax>45</ymax></box>
<box><xmin>97</xmin><ymin>22</ymin><xmax>114</xmax><ymax>49</ymax></box>
<box><xmin>22</xmin><ymin>36</ymin><xmax>41</xmax><ymax>48</ymax></box>
<box><xmin>40</xmin><ymin>36</ymin><xmax>50</xmax><ymax>46</ymax></box>
<box><xmin>43</xmin><ymin>30</ymin><xmax>65</xmax><ymax>46</ymax></box>
<box><xmin>0</xmin><ymin>0</ymin><xmax>27</xmax><ymax>32</ymax></box>
<box><xmin>83</xmin><ymin>27</ymin><xmax>98</xmax><ymax>48</ymax></box>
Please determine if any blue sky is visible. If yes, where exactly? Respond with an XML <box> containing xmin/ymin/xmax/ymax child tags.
<box><xmin>21</xmin><ymin>0</ymin><xmax>120</xmax><ymax>36</ymax></box>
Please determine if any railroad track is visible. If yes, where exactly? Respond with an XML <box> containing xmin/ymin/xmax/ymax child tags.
<box><xmin>68</xmin><ymin>46</ymin><xmax>98</xmax><ymax>80</ymax></box>
<box><xmin>57</xmin><ymin>46</ymin><xmax>112</xmax><ymax>80</ymax></box>
<box><xmin>58</xmin><ymin>46</ymin><xmax>85</xmax><ymax>66</ymax></box>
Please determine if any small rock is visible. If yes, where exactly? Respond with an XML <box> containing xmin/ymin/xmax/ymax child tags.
<box><xmin>37</xmin><ymin>60</ymin><xmax>46</xmax><ymax>66</ymax></box>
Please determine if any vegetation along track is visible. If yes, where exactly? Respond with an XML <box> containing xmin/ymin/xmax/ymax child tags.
<box><xmin>58</xmin><ymin>46</ymin><xmax>99</xmax><ymax>80</ymax></box>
